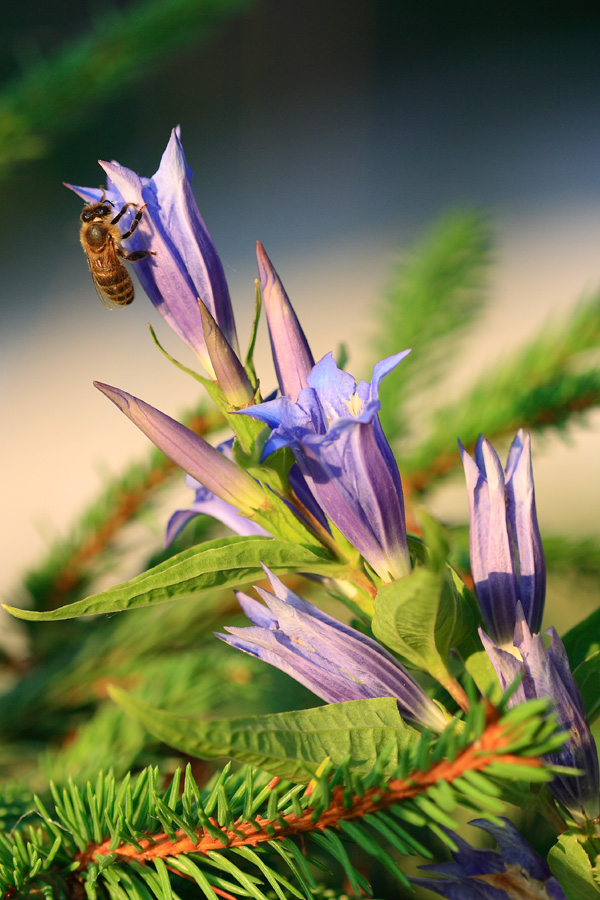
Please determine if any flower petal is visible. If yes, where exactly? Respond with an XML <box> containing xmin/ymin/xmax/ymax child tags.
<box><xmin>218</xmin><ymin>567</ymin><xmax>447</xmax><ymax>731</ymax></box>
<box><xmin>94</xmin><ymin>382</ymin><xmax>265</xmax><ymax>513</ymax></box>
<box><xmin>256</xmin><ymin>242</ymin><xmax>314</xmax><ymax>402</ymax></box>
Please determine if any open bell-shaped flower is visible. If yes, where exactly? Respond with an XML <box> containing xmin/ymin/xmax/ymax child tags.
<box><xmin>239</xmin><ymin>352</ymin><xmax>411</xmax><ymax>582</ymax></box>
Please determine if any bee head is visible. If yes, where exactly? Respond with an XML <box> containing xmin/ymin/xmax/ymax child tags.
<box><xmin>81</xmin><ymin>201</ymin><xmax>114</xmax><ymax>224</ymax></box>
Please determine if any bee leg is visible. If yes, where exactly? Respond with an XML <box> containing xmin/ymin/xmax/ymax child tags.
<box><xmin>111</xmin><ymin>201</ymin><xmax>138</xmax><ymax>227</ymax></box>
<box><xmin>117</xmin><ymin>248</ymin><xmax>156</xmax><ymax>263</ymax></box>
<box><xmin>120</xmin><ymin>203</ymin><xmax>149</xmax><ymax>239</ymax></box>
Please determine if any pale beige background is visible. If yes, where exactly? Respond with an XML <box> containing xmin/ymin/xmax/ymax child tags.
<box><xmin>2</xmin><ymin>2</ymin><xmax>600</xmax><ymax>603</ymax></box>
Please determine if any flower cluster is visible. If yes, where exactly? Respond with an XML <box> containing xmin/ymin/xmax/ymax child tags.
<box><xmin>70</xmin><ymin>130</ymin><xmax>599</xmax><ymax>864</ymax></box>
<box><xmin>70</xmin><ymin>128</ymin><xmax>411</xmax><ymax>585</ymax></box>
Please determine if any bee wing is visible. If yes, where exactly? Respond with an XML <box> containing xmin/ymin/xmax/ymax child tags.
<box><xmin>86</xmin><ymin>241</ymin><xmax>129</xmax><ymax>310</ymax></box>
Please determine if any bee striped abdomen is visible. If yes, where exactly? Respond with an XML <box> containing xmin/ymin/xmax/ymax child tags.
<box><xmin>92</xmin><ymin>253</ymin><xmax>134</xmax><ymax>305</ymax></box>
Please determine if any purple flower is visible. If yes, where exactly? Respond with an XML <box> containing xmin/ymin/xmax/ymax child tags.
<box><xmin>481</xmin><ymin>610</ymin><xmax>599</xmax><ymax>821</ymax></box>
<box><xmin>67</xmin><ymin>127</ymin><xmax>238</xmax><ymax>371</ymax></box>
<box><xmin>239</xmin><ymin>352</ymin><xmax>411</xmax><ymax>582</ymax></box>
<box><xmin>460</xmin><ymin>431</ymin><xmax>545</xmax><ymax>647</ymax></box>
<box><xmin>256</xmin><ymin>242</ymin><xmax>315</xmax><ymax>402</ymax></box>
<box><xmin>216</xmin><ymin>565</ymin><xmax>448</xmax><ymax>732</ymax></box>
<box><xmin>166</xmin><ymin>441</ymin><xmax>270</xmax><ymax>546</ymax></box>
<box><xmin>94</xmin><ymin>382</ymin><xmax>266</xmax><ymax>515</ymax></box>
<box><xmin>412</xmin><ymin>818</ymin><xmax>567</xmax><ymax>900</ymax></box>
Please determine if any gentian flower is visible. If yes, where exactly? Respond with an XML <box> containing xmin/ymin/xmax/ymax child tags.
<box><xmin>217</xmin><ymin>565</ymin><xmax>448</xmax><ymax>732</ymax></box>
<box><xmin>481</xmin><ymin>609</ymin><xmax>599</xmax><ymax>821</ymax></box>
<box><xmin>256</xmin><ymin>242</ymin><xmax>315</xmax><ymax>402</ymax></box>
<box><xmin>94</xmin><ymin>382</ymin><xmax>266</xmax><ymax>516</ymax></box>
<box><xmin>412</xmin><ymin>817</ymin><xmax>567</xmax><ymax>900</ymax></box>
<box><xmin>166</xmin><ymin>441</ymin><xmax>270</xmax><ymax>546</ymax></box>
<box><xmin>460</xmin><ymin>431</ymin><xmax>545</xmax><ymax>648</ymax></box>
<box><xmin>67</xmin><ymin>127</ymin><xmax>238</xmax><ymax>371</ymax></box>
<box><xmin>239</xmin><ymin>352</ymin><xmax>411</xmax><ymax>582</ymax></box>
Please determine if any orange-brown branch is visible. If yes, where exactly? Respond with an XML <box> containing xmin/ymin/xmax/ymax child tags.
<box><xmin>404</xmin><ymin>389</ymin><xmax>600</xmax><ymax>495</ymax></box>
<box><xmin>76</xmin><ymin>713</ymin><xmax>542</xmax><ymax>868</ymax></box>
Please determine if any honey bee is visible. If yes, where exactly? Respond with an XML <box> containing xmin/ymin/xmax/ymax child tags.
<box><xmin>80</xmin><ymin>190</ymin><xmax>155</xmax><ymax>308</ymax></box>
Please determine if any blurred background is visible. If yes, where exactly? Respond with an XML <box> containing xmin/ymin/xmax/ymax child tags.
<box><xmin>3</xmin><ymin>0</ymin><xmax>600</xmax><ymax>602</ymax></box>
<box><xmin>1</xmin><ymin>3</ymin><xmax>600</xmax><ymax>896</ymax></box>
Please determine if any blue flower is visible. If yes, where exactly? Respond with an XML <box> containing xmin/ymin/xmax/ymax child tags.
<box><xmin>239</xmin><ymin>352</ymin><xmax>411</xmax><ymax>582</ymax></box>
<box><xmin>412</xmin><ymin>818</ymin><xmax>567</xmax><ymax>899</ymax></box>
<box><xmin>481</xmin><ymin>610</ymin><xmax>599</xmax><ymax>821</ymax></box>
<box><xmin>216</xmin><ymin>565</ymin><xmax>448</xmax><ymax>732</ymax></box>
<box><xmin>460</xmin><ymin>431</ymin><xmax>545</xmax><ymax>647</ymax></box>
<box><xmin>67</xmin><ymin>127</ymin><xmax>238</xmax><ymax>372</ymax></box>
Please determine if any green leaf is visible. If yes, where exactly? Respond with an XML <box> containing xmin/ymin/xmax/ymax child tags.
<box><xmin>372</xmin><ymin>565</ymin><xmax>473</xmax><ymax>685</ymax></box>
<box><xmin>374</xmin><ymin>568</ymin><xmax>443</xmax><ymax>672</ymax></box>
<box><xmin>4</xmin><ymin>536</ymin><xmax>337</xmax><ymax>622</ymax></box>
<box><xmin>562</xmin><ymin>607</ymin><xmax>600</xmax><ymax>671</ymax></box>
<box><xmin>109</xmin><ymin>688</ymin><xmax>420</xmax><ymax>783</ymax></box>
<box><xmin>464</xmin><ymin>651</ymin><xmax>502</xmax><ymax>703</ymax></box>
<box><xmin>438</xmin><ymin>567</ymin><xmax>476</xmax><ymax>656</ymax></box>
<box><xmin>417</xmin><ymin>511</ymin><xmax>449</xmax><ymax>572</ymax></box>
<box><xmin>573</xmin><ymin>650</ymin><xmax>600</xmax><ymax>724</ymax></box>
<box><xmin>548</xmin><ymin>833</ymin><xmax>600</xmax><ymax>900</ymax></box>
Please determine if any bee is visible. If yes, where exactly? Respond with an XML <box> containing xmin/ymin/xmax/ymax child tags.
<box><xmin>80</xmin><ymin>190</ymin><xmax>155</xmax><ymax>308</ymax></box>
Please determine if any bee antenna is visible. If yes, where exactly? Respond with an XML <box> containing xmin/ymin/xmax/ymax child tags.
<box><xmin>98</xmin><ymin>186</ymin><xmax>115</xmax><ymax>207</ymax></box>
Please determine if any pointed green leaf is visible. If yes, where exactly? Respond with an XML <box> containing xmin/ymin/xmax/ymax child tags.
<box><xmin>109</xmin><ymin>688</ymin><xmax>420</xmax><ymax>783</ymax></box>
<box><xmin>436</xmin><ymin>568</ymin><xmax>476</xmax><ymax>657</ymax></box>
<box><xmin>148</xmin><ymin>324</ymin><xmax>220</xmax><ymax>400</ymax></box>
<box><xmin>372</xmin><ymin>564</ymin><xmax>472</xmax><ymax>684</ymax></box>
<box><xmin>4</xmin><ymin>536</ymin><xmax>337</xmax><ymax>621</ymax></box>
<box><xmin>373</xmin><ymin>568</ymin><xmax>444</xmax><ymax>671</ymax></box>
<box><xmin>464</xmin><ymin>651</ymin><xmax>502</xmax><ymax>704</ymax></box>
<box><xmin>548</xmin><ymin>833</ymin><xmax>600</xmax><ymax>900</ymax></box>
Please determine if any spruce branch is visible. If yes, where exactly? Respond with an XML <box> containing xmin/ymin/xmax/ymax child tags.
<box><xmin>0</xmin><ymin>699</ymin><xmax>566</xmax><ymax>899</ymax></box>
<box><xmin>77</xmin><ymin>707</ymin><xmax>545</xmax><ymax>864</ymax></box>
<box><xmin>0</xmin><ymin>0</ymin><xmax>256</xmax><ymax>179</ymax></box>
<box><xmin>403</xmin><ymin>292</ymin><xmax>600</xmax><ymax>493</ymax></box>
<box><xmin>375</xmin><ymin>210</ymin><xmax>492</xmax><ymax>444</ymax></box>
